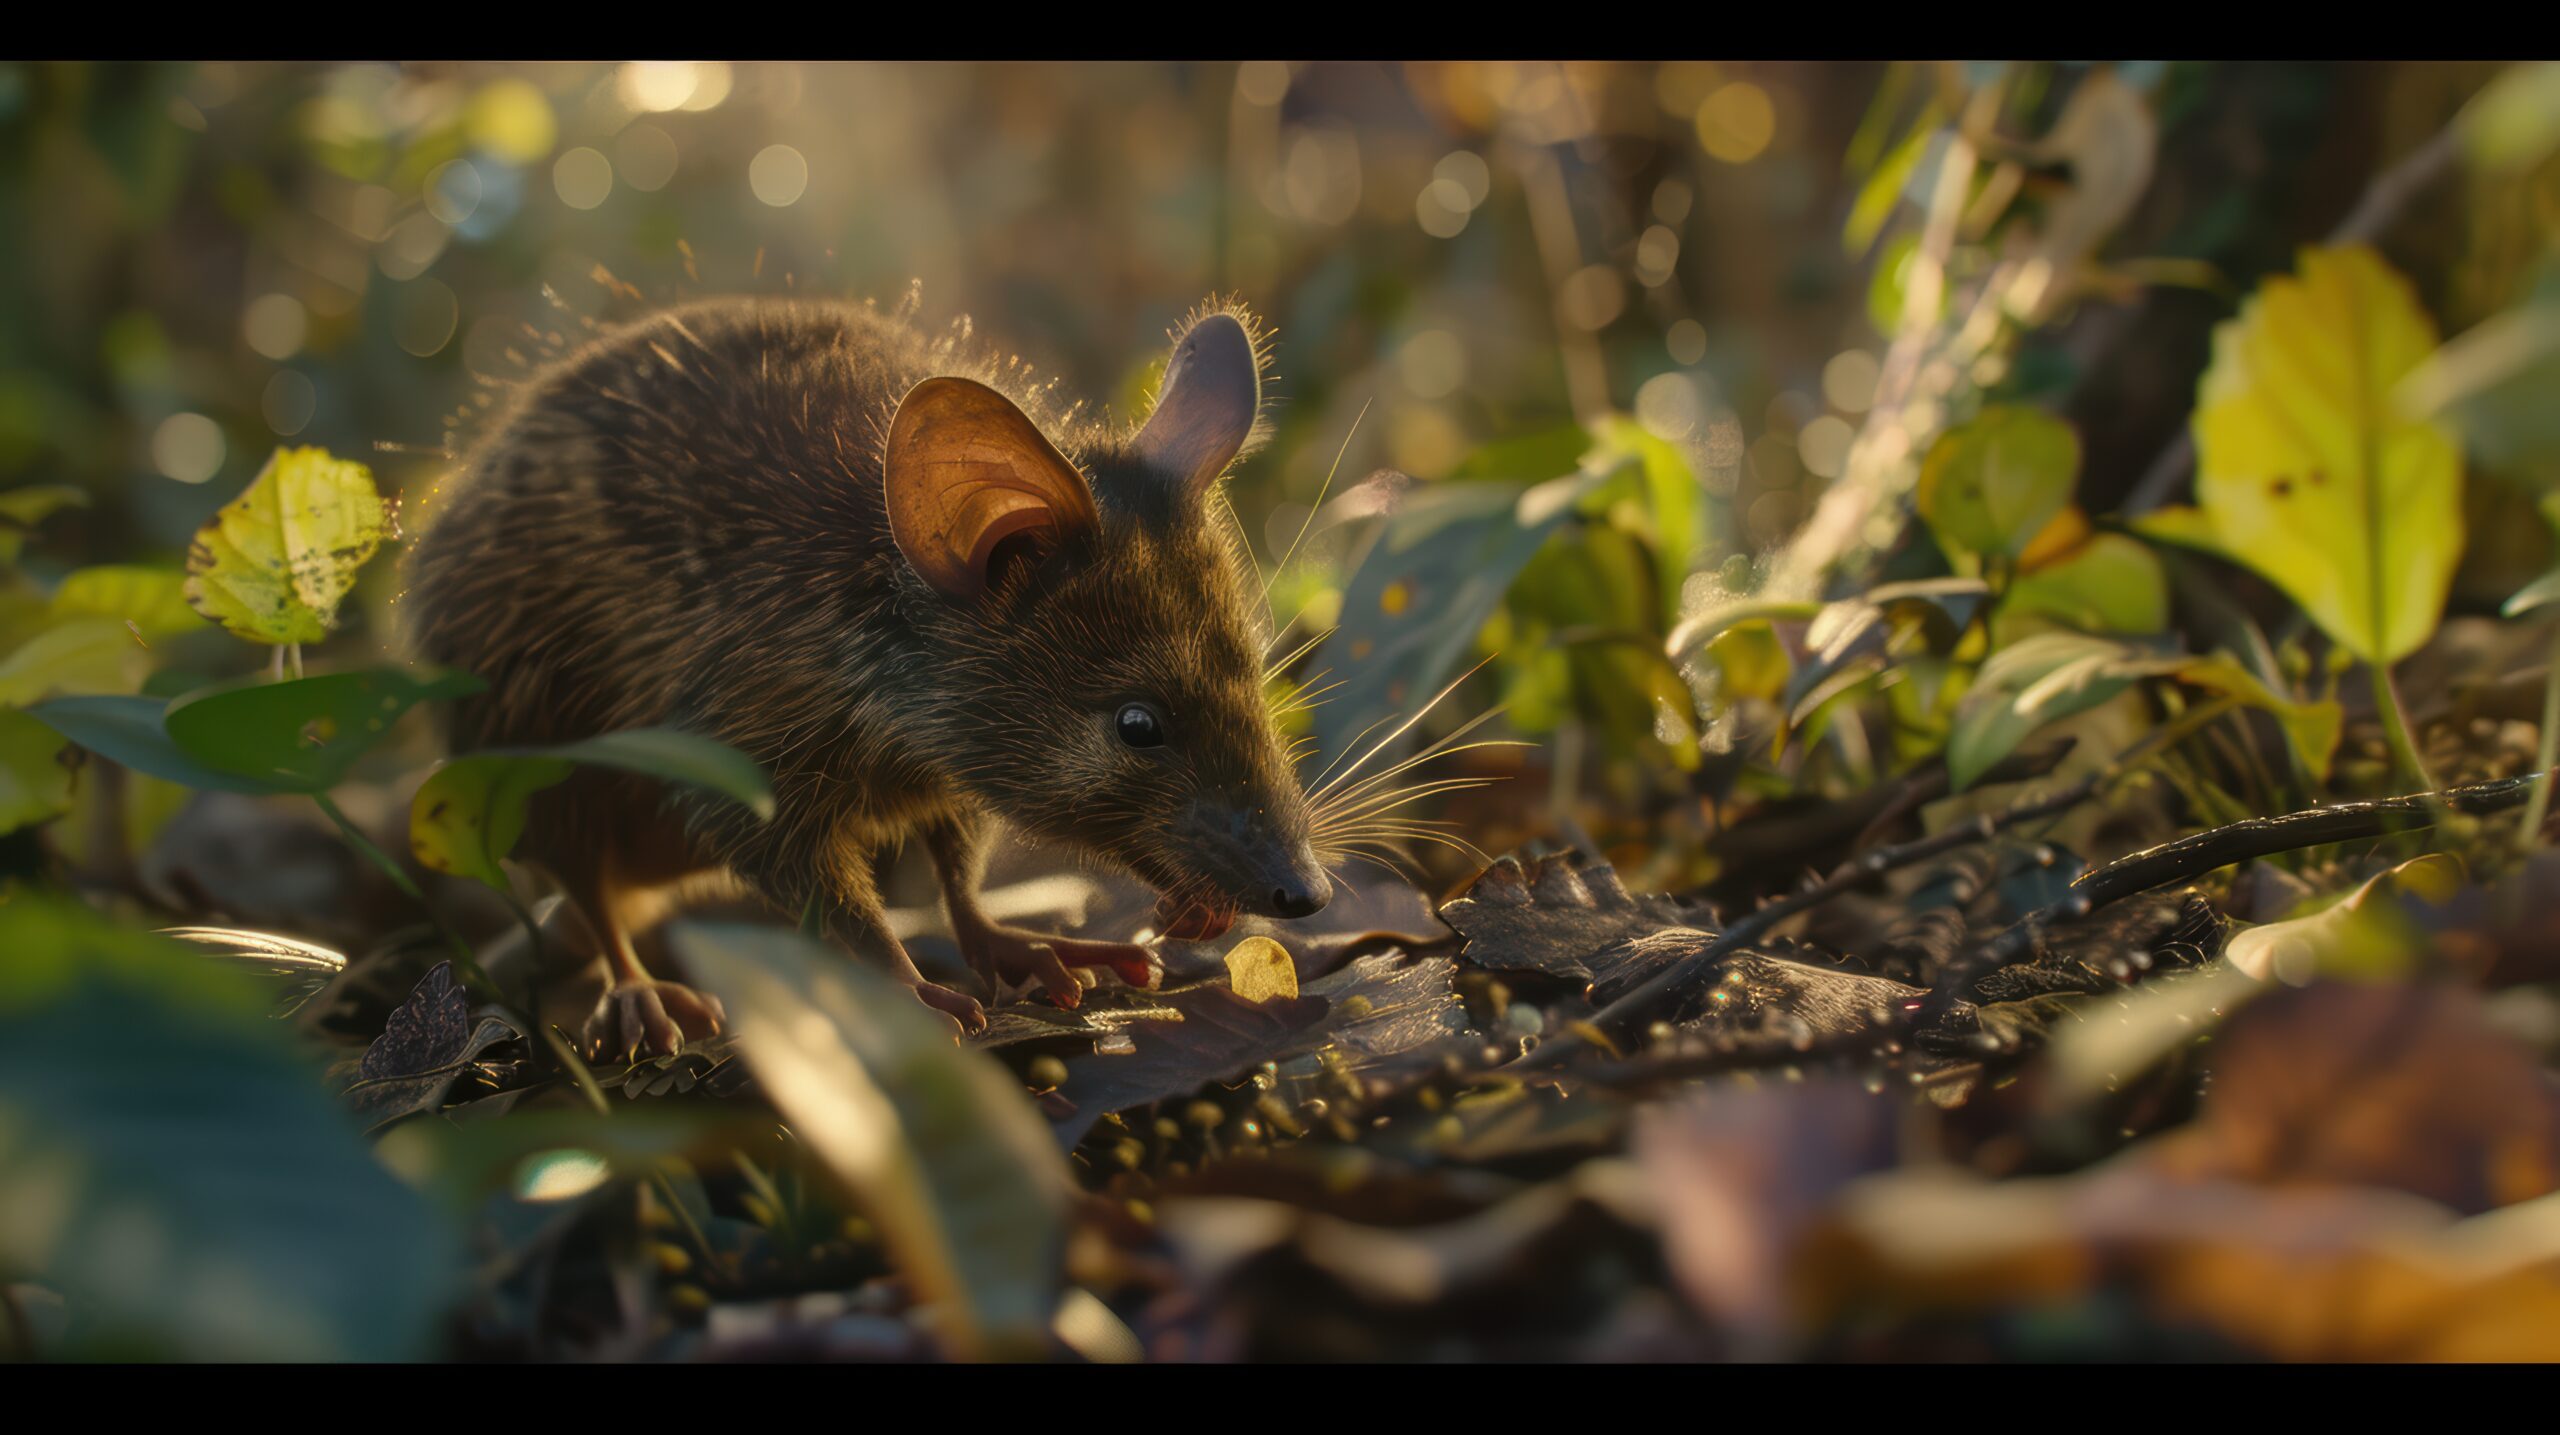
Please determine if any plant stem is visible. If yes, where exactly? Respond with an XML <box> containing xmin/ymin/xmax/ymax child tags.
<box><xmin>499</xmin><ymin>887</ymin><xmax>551</xmax><ymax>1068</ymax></box>
<box><xmin>2369</xmin><ymin>660</ymin><xmax>2437</xmax><ymax>791</ymax></box>
<box><xmin>311</xmin><ymin>790</ymin><xmax>500</xmax><ymax>1002</ymax></box>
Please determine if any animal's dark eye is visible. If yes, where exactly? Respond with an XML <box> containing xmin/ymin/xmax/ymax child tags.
<box><xmin>1115</xmin><ymin>702</ymin><xmax>1166</xmax><ymax>749</ymax></box>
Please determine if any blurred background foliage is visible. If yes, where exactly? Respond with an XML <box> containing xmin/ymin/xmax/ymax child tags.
<box><xmin>9</xmin><ymin>60</ymin><xmax>2560</xmax><ymax>1360</ymax></box>
<box><xmin>4</xmin><ymin>60</ymin><xmax>2551</xmax><ymax>886</ymax></box>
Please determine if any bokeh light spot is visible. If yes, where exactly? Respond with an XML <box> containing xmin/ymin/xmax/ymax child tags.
<box><xmin>619</xmin><ymin>62</ymin><xmax>700</xmax><ymax>114</ymax></box>
<box><xmin>1237</xmin><ymin>61</ymin><xmax>1291</xmax><ymax>106</ymax></box>
<box><xmin>465</xmin><ymin>79</ymin><xmax>556</xmax><ymax>165</ymax></box>
<box><xmin>616</xmin><ymin>123</ymin><xmax>678</xmax><ymax>193</ymax></box>
<box><xmin>1559</xmin><ymin>264</ymin><xmax>1625</xmax><ymax>331</ymax></box>
<box><xmin>1635</xmin><ymin>224</ymin><xmax>1681</xmax><ymax>287</ymax></box>
<box><xmin>1696</xmin><ymin>81</ymin><xmax>1775</xmax><ymax>164</ymax></box>
<box><xmin>1416</xmin><ymin>179</ymin><xmax>1471</xmax><ymax>238</ymax></box>
<box><xmin>678</xmin><ymin>63</ymin><xmax>733</xmax><ymax>112</ymax></box>
<box><xmin>379</xmin><ymin>212</ymin><xmax>449</xmax><ymax>281</ymax></box>
<box><xmin>424</xmin><ymin>159</ymin><xmax>482</xmax><ymax>226</ymax></box>
<box><xmin>1799</xmin><ymin>415</ymin><xmax>1856</xmax><ymax>479</ymax></box>
<box><xmin>1822</xmin><ymin>349</ymin><xmax>1881</xmax><ymax>414</ymax></box>
<box><xmin>262</xmin><ymin>371</ymin><xmax>317</xmax><ymax>437</ymax></box>
<box><xmin>1434</xmin><ymin>150</ymin><xmax>1491</xmax><ymax>208</ymax></box>
<box><xmin>750</xmin><ymin>145</ymin><xmax>809</xmax><ymax>207</ymax></box>
<box><xmin>153</xmin><ymin>413</ymin><xmax>224</xmax><ymax>484</ymax></box>
<box><xmin>553</xmin><ymin>147</ymin><xmax>614</xmax><ymax>211</ymax></box>
<box><xmin>243</xmin><ymin>294</ymin><xmax>308</xmax><ymax>361</ymax></box>
<box><xmin>1282</xmin><ymin>126</ymin><xmax>1361</xmax><ymax>226</ymax></box>
<box><xmin>394</xmin><ymin>279</ymin><xmax>459</xmax><ymax>358</ymax></box>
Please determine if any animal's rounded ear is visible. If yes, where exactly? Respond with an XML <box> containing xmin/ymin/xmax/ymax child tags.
<box><xmin>1133</xmin><ymin>309</ymin><xmax>1262</xmax><ymax>501</ymax></box>
<box><xmin>883</xmin><ymin>377</ymin><xmax>1100</xmax><ymax>602</ymax></box>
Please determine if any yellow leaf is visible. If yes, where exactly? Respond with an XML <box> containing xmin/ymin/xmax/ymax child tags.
<box><xmin>2191</xmin><ymin>245</ymin><xmax>2464</xmax><ymax>664</ymax></box>
<box><xmin>2170</xmin><ymin>653</ymin><xmax>2343</xmax><ymax>780</ymax></box>
<box><xmin>0</xmin><ymin>618</ymin><xmax>143</xmax><ymax>706</ymax></box>
<box><xmin>1917</xmin><ymin>407</ymin><xmax>2080</xmax><ymax>562</ymax></box>
<box><xmin>1223</xmin><ymin>936</ymin><xmax>1299</xmax><ymax>1003</ymax></box>
<box><xmin>183</xmin><ymin>447</ymin><xmax>389</xmax><ymax>646</ymax></box>
<box><xmin>465</xmin><ymin>79</ymin><xmax>557</xmax><ymax>165</ymax></box>
<box><xmin>50</xmin><ymin>565</ymin><xmax>208</xmax><ymax>641</ymax></box>
<box><xmin>2128</xmin><ymin>502</ymin><xmax>2226</xmax><ymax>557</ymax></box>
<box><xmin>1700</xmin><ymin>619</ymin><xmax>1792</xmax><ymax>704</ymax></box>
<box><xmin>409</xmin><ymin>754</ymin><xmax>573</xmax><ymax>890</ymax></box>
<box><xmin>2224</xmin><ymin>854</ymin><xmax>2464</xmax><ymax>984</ymax></box>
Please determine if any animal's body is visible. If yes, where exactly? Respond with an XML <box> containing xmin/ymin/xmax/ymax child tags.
<box><xmin>401</xmin><ymin>294</ymin><xmax>1328</xmax><ymax>1055</ymax></box>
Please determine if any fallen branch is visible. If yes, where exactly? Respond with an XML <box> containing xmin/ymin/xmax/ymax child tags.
<box><xmin>1912</xmin><ymin>767</ymin><xmax>2552</xmax><ymax>1026</ymax></box>
<box><xmin>1517</xmin><ymin>746</ymin><xmax>2096</xmax><ymax>1069</ymax></box>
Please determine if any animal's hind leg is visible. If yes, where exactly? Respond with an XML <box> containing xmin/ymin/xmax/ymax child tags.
<box><xmin>568</xmin><ymin>857</ymin><xmax>728</xmax><ymax>1062</ymax></box>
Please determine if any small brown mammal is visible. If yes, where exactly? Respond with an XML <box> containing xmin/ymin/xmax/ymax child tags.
<box><xmin>402</xmin><ymin>295</ymin><xmax>1329</xmax><ymax>1056</ymax></box>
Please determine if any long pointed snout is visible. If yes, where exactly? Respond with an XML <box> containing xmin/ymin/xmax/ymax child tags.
<box><xmin>1186</xmin><ymin>804</ymin><xmax>1331</xmax><ymax>921</ymax></box>
<box><xmin>1258</xmin><ymin>841</ymin><xmax>1331</xmax><ymax>920</ymax></box>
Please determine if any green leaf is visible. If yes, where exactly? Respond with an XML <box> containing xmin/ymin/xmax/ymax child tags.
<box><xmin>182</xmin><ymin>446</ymin><xmax>390</xmax><ymax>645</ymax></box>
<box><xmin>1866</xmin><ymin>231</ymin><xmax>1939</xmax><ymax>337</ymax></box>
<box><xmin>1947</xmin><ymin>632</ymin><xmax>2177</xmax><ymax>790</ymax></box>
<box><xmin>1308</xmin><ymin>447</ymin><xmax>1618</xmax><ymax>769</ymax></box>
<box><xmin>1917</xmin><ymin>407</ymin><xmax>2082</xmax><ymax>562</ymax></box>
<box><xmin>1595</xmin><ymin>415</ymin><xmax>1704</xmax><ymax>628</ymax></box>
<box><xmin>2000</xmin><ymin>532</ymin><xmax>2169</xmax><ymax>636</ymax></box>
<box><xmin>23</xmin><ymin>694</ymin><xmax>282</xmax><ymax>793</ymax></box>
<box><xmin>2460</xmin><ymin>61</ymin><xmax>2560</xmax><ymax>174</ymax></box>
<box><xmin>50</xmin><ymin>564</ymin><xmax>208</xmax><ymax>640</ymax></box>
<box><xmin>162</xmin><ymin>668</ymin><xmax>484</xmax><ymax>794</ymax></box>
<box><xmin>410</xmin><ymin>728</ymin><xmax>772</xmax><ymax>891</ymax></box>
<box><xmin>0</xmin><ymin>705</ymin><xmax>75</xmax><ymax>834</ymax></box>
<box><xmin>1844</xmin><ymin>112</ymin><xmax>1941</xmax><ymax>259</ymax></box>
<box><xmin>2192</xmin><ymin>245</ymin><xmax>2464</xmax><ymax>665</ymax></box>
<box><xmin>535</xmin><ymin>729</ymin><xmax>776</xmax><ymax>819</ymax></box>
<box><xmin>0</xmin><ymin>617</ymin><xmax>146</xmax><ymax>706</ymax></box>
<box><xmin>673</xmin><ymin>922</ymin><xmax>1074</xmax><ymax>1360</ymax></box>
<box><xmin>0</xmin><ymin>896</ymin><xmax>458</xmax><ymax>1360</ymax></box>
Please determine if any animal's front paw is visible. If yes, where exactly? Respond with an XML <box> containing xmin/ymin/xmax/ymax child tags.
<box><xmin>908</xmin><ymin>978</ymin><xmax>988</xmax><ymax>1037</ymax></box>
<box><xmin>583</xmin><ymin>980</ymin><xmax>727</xmax><ymax>1061</ymax></box>
<box><xmin>960</xmin><ymin>925</ymin><xmax>1160</xmax><ymax>1008</ymax></box>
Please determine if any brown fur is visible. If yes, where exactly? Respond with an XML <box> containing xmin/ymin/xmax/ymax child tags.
<box><xmin>400</xmin><ymin>295</ymin><xmax>1314</xmax><ymax>992</ymax></box>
